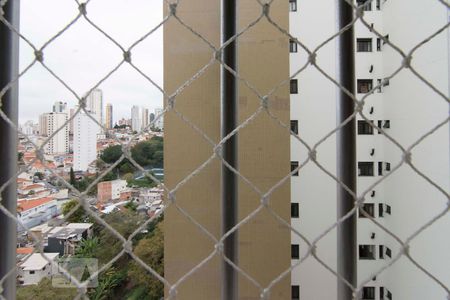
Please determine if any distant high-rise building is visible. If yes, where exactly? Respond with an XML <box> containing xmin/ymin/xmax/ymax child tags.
<box><xmin>73</xmin><ymin>110</ymin><xmax>98</xmax><ymax>171</ymax></box>
<box><xmin>38</xmin><ymin>112</ymin><xmax>69</xmax><ymax>154</ymax></box>
<box><xmin>105</xmin><ymin>103</ymin><xmax>113</xmax><ymax>129</ymax></box>
<box><xmin>86</xmin><ymin>89</ymin><xmax>103</xmax><ymax>126</ymax></box>
<box><xmin>149</xmin><ymin>113</ymin><xmax>155</xmax><ymax>124</ymax></box>
<box><xmin>131</xmin><ymin>105</ymin><xmax>141</xmax><ymax>132</ymax></box>
<box><xmin>153</xmin><ymin>108</ymin><xmax>163</xmax><ymax>130</ymax></box>
<box><xmin>22</xmin><ymin>120</ymin><xmax>38</xmax><ymax>136</ymax></box>
<box><xmin>141</xmin><ymin>108</ymin><xmax>149</xmax><ymax>130</ymax></box>
<box><xmin>52</xmin><ymin>101</ymin><xmax>67</xmax><ymax>113</ymax></box>
<box><xmin>69</xmin><ymin>108</ymin><xmax>75</xmax><ymax>135</ymax></box>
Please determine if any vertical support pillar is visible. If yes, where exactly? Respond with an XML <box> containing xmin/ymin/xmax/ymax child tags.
<box><xmin>0</xmin><ymin>1</ymin><xmax>20</xmax><ymax>299</ymax></box>
<box><xmin>221</xmin><ymin>0</ymin><xmax>238</xmax><ymax>299</ymax></box>
<box><xmin>336</xmin><ymin>0</ymin><xmax>357</xmax><ymax>299</ymax></box>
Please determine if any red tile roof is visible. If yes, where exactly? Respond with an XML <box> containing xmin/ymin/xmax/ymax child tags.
<box><xmin>18</xmin><ymin>197</ymin><xmax>54</xmax><ymax>212</ymax></box>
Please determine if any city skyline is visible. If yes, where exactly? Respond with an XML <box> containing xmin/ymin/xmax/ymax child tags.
<box><xmin>18</xmin><ymin>0</ymin><xmax>163</xmax><ymax>124</ymax></box>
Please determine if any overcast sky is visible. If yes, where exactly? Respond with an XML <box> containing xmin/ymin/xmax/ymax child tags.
<box><xmin>19</xmin><ymin>0</ymin><xmax>163</xmax><ymax>124</ymax></box>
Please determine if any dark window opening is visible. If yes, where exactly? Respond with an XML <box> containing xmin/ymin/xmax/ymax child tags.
<box><xmin>357</xmin><ymin>38</ymin><xmax>372</xmax><ymax>52</ymax></box>
<box><xmin>378</xmin><ymin>161</ymin><xmax>383</xmax><ymax>176</ymax></box>
<box><xmin>291</xmin><ymin>244</ymin><xmax>299</xmax><ymax>259</ymax></box>
<box><xmin>379</xmin><ymin>203</ymin><xmax>384</xmax><ymax>217</ymax></box>
<box><xmin>377</xmin><ymin>38</ymin><xmax>381</xmax><ymax>51</ymax></box>
<box><xmin>362</xmin><ymin>286</ymin><xmax>376</xmax><ymax>299</ymax></box>
<box><xmin>357</xmin><ymin>0</ymin><xmax>372</xmax><ymax>11</ymax></box>
<box><xmin>291</xmin><ymin>161</ymin><xmax>299</xmax><ymax>176</ymax></box>
<box><xmin>376</xmin><ymin>0</ymin><xmax>381</xmax><ymax>10</ymax></box>
<box><xmin>379</xmin><ymin>245</ymin><xmax>384</xmax><ymax>259</ymax></box>
<box><xmin>387</xmin><ymin>290</ymin><xmax>392</xmax><ymax>300</ymax></box>
<box><xmin>359</xmin><ymin>244</ymin><xmax>376</xmax><ymax>259</ymax></box>
<box><xmin>386</xmin><ymin>205</ymin><xmax>391</xmax><ymax>215</ymax></box>
<box><xmin>386</xmin><ymin>162</ymin><xmax>391</xmax><ymax>171</ymax></box>
<box><xmin>383</xmin><ymin>120</ymin><xmax>390</xmax><ymax>128</ymax></box>
<box><xmin>386</xmin><ymin>247</ymin><xmax>392</xmax><ymax>258</ymax></box>
<box><xmin>359</xmin><ymin>203</ymin><xmax>375</xmax><ymax>218</ymax></box>
<box><xmin>292</xmin><ymin>285</ymin><xmax>300</xmax><ymax>300</ymax></box>
<box><xmin>380</xmin><ymin>287</ymin><xmax>385</xmax><ymax>300</ymax></box>
<box><xmin>358</xmin><ymin>162</ymin><xmax>374</xmax><ymax>176</ymax></box>
<box><xmin>290</xmin><ymin>79</ymin><xmax>298</xmax><ymax>94</ymax></box>
<box><xmin>289</xmin><ymin>0</ymin><xmax>297</xmax><ymax>12</ymax></box>
<box><xmin>357</xmin><ymin>79</ymin><xmax>373</xmax><ymax>93</ymax></box>
<box><xmin>377</xmin><ymin>79</ymin><xmax>382</xmax><ymax>93</ymax></box>
<box><xmin>291</xmin><ymin>203</ymin><xmax>299</xmax><ymax>218</ymax></box>
<box><xmin>358</xmin><ymin>120</ymin><xmax>374</xmax><ymax>135</ymax></box>
<box><xmin>290</xmin><ymin>120</ymin><xmax>298</xmax><ymax>134</ymax></box>
<box><xmin>289</xmin><ymin>39</ymin><xmax>298</xmax><ymax>53</ymax></box>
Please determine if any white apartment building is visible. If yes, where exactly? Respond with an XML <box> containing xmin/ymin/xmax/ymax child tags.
<box><xmin>17</xmin><ymin>253</ymin><xmax>59</xmax><ymax>285</ymax></box>
<box><xmin>73</xmin><ymin>110</ymin><xmax>98</xmax><ymax>171</ymax></box>
<box><xmin>86</xmin><ymin>88</ymin><xmax>103</xmax><ymax>126</ymax></box>
<box><xmin>142</xmin><ymin>107</ymin><xmax>149</xmax><ymax>130</ymax></box>
<box><xmin>153</xmin><ymin>107</ymin><xmax>164</xmax><ymax>130</ymax></box>
<box><xmin>290</xmin><ymin>1</ymin><xmax>450</xmax><ymax>300</ymax></box>
<box><xmin>38</xmin><ymin>112</ymin><xmax>69</xmax><ymax>154</ymax></box>
<box><xmin>131</xmin><ymin>105</ymin><xmax>142</xmax><ymax>132</ymax></box>
<box><xmin>52</xmin><ymin>101</ymin><xmax>67</xmax><ymax>113</ymax></box>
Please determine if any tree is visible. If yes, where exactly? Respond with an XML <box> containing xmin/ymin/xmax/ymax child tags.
<box><xmin>131</xmin><ymin>137</ymin><xmax>163</xmax><ymax>167</ymax></box>
<box><xmin>18</xmin><ymin>152</ymin><xmax>24</xmax><ymax>162</ymax></box>
<box><xmin>69</xmin><ymin>167</ymin><xmax>76</xmax><ymax>185</ymax></box>
<box><xmin>100</xmin><ymin>145</ymin><xmax>123</xmax><ymax>164</ymax></box>
<box><xmin>122</xmin><ymin>172</ymin><xmax>134</xmax><ymax>183</ymax></box>
<box><xmin>62</xmin><ymin>199</ymin><xmax>87</xmax><ymax>223</ymax></box>
<box><xmin>75</xmin><ymin>237</ymin><xmax>99</xmax><ymax>258</ymax></box>
<box><xmin>127</xmin><ymin>223</ymin><xmax>164</xmax><ymax>300</ymax></box>
<box><xmin>119</xmin><ymin>162</ymin><xmax>135</xmax><ymax>174</ymax></box>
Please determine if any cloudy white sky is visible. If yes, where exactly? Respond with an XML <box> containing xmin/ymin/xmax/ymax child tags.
<box><xmin>19</xmin><ymin>0</ymin><xmax>163</xmax><ymax>124</ymax></box>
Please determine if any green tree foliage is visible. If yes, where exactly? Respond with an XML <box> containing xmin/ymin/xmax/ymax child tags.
<box><xmin>17</xmin><ymin>278</ymin><xmax>78</xmax><ymax>300</ymax></box>
<box><xmin>127</xmin><ymin>223</ymin><xmax>164</xmax><ymax>300</ymax></box>
<box><xmin>69</xmin><ymin>167</ymin><xmax>76</xmax><ymax>185</ymax></box>
<box><xmin>75</xmin><ymin>237</ymin><xmax>99</xmax><ymax>258</ymax></box>
<box><xmin>122</xmin><ymin>172</ymin><xmax>134</xmax><ymax>183</ymax></box>
<box><xmin>62</xmin><ymin>199</ymin><xmax>88</xmax><ymax>223</ymax></box>
<box><xmin>100</xmin><ymin>145</ymin><xmax>122</xmax><ymax>164</ymax></box>
<box><xmin>119</xmin><ymin>162</ymin><xmax>135</xmax><ymax>174</ymax></box>
<box><xmin>18</xmin><ymin>152</ymin><xmax>24</xmax><ymax>162</ymax></box>
<box><xmin>88</xmin><ymin>268</ymin><xmax>127</xmax><ymax>300</ymax></box>
<box><xmin>131</xmin><ymin>138</ymin><xmax>163</xmax><ymax>168</ymax></box>
<box><xmin>34</xmin><ymin>172</ymin><xmax>44</xmax><ymax>180</ymax></box>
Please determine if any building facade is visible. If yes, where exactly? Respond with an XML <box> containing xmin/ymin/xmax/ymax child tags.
<box><xmin>38</xmin><ymin>112</ymin><xmax>69</xmax><ymax>154</ymax></box>
<box><xmin>153</xmin><ymin>108</ymin><xmax>163</xmax><ymax>130</ymax></box>
<box><xmin>86</xmin><ymin>89</ymin><xmax>103</xmax><ymax>126</ymax></box>
<box><xmin>105</xmin><ymin>103</ymin><xmax>113</xmax><ymax>129</ymax></box>
<box><xmin>97</xmin><ymin>179</ymin><xmax>127</xmax><ymax>206</ymax></box>
<box><xmin>73</xmin><ymin>110</ymin><xmax>98</xmax><ymax>171</ymax></box>
<box><xmin>289</xmin><ymin>0</ymin><xmax>450</xmax><ymax>299</ymax></box>
<box><xmin>52</xmin><ymin>101</ymin><xmax>67</xmax><ymax>113</ymax></box>
<box><xmin>131</xmin><ymin>105</ymin><xmax>142</xmax><ymax>132</ymax></box>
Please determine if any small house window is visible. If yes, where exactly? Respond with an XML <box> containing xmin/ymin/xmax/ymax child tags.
<box><xmin>362</xmin><ymin>286</ymin><xmax>376</xmax><ymax>299</ymax></box>
<box><xmin>359</xmin><ymin>244</ymin><xmax>376</xmax><ymax>259</ymax></box>
<box><xmin>379</xmin><ymin>203</ymin><xmax>384</xmax><ymax>217</ymax></box>
<box><xmin>358</xmin><ymin>120</ymin><xmax>374</xmax><ymax>135</ymax></box>
<box><xmin>357</xmin><ymin>38</ymin><xmax>372</xmax><ymax>52</ymax></box>
<box><xmin>386</xmin><ymin>205</ymin><xmax>391</xmax><ymax>215</ymax></box>
<box><xmin>386</xmin><ymin>247</ymin><xmax>392</xmax><ymax>258</ymax></box>
<box><xmin>289</xmin><ymin>0</ymin><xmax>297</xmax><ymax>12</ymax></box>
<box><xmin>358</xmin><ymin>162</ymin><xmax>374</xmax><ymax>176</ymax></box>
<box><xmin>291</xmin><ymin>244</ymin><xmax>300</xmax><ymax>259</ymax></box>
<box><xmin>377</xmin><ymin>38</ymin><xmax>381</xmax><ymax>51</ymax></box>
<box><xmin>291</xmin><ymin>203</ymin><xmax>299</xmax><ymax>218</ymax></box>
<box><xmin>290</xmin><ymin>120</ymin><xmax>299</xmax><ymax>134</ymax></box>
<box><xmin>357</xmin><ymin>79</ymin><xmax>373</xmax><ymax>93</ymax></box>
<box><xmin>291</xmin><ymin>161</ymin><xmax>299</xmax><ymax>176</ymax></box>
<box><xmin>290</xmin><ymin>79</ymin><xmax>298</xmax><ymax>94</ymax></box>
<box><xmin>289</xmin><ymin>39</ymin><xmax>298</xmax><ymax>53</ymax></box>
<box><xmin>379</xmin><ymin>245</ymin><xmax>384</xmax><ymax>259</ymax></box>
<box><xmin>292</xmin><ymin>285</ymin><xmax>300</xmax><ymax>300</ymax></box>
<box><xmin>359</xmin><ymin>203</ymin><xmax>375</xmax><ymax>218</ymax></box>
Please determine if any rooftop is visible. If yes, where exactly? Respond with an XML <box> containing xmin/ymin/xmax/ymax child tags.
<box><xmin>20</xmin><ymin>253</ymin><xmax>59</xmax><ymax>271</ymax></box>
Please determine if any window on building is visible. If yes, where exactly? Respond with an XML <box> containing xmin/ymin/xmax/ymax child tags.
<box><xmin>377</xmin><ymin>38</ymin><xmax>381</xmax><ymax>51</ymax></box>
<box><xmin>377</xmin><ymin>120</ymin><xmax>383</xmax><ymax>134</ymax></box>
<box><xmin>290</xmin><ymin>120</ymin><xmax>299</xmax><ymax>134</ymax></box>
<box><xmin>358</xmin><ymin>162</ymin><xmax>374</xmax><ymax>176</ymax></box>
<box><xmin>380</xmin><ymin>287</ymin><xmax>385</xmax><ymax>300</ymax></box>
<box><xmin>379</xmin><ymin>203</ymin><xmax>384</xmax><ymax>217</ymax></box>
<box><xmin>357</xmin><ymin>0</ymin><xmax>372</xmax><ymax>11</ymax></box>
<box><xmin>290</xmin><ymin>79</ymin><xmax>298</xmax><ymax>94</ymax></box>
<box><xmin>291</xmin><ymin>244</ymin><xmax>300</xmax><ymax>259</ymax></box>
<box><xmin>385</xmin><ymin>162</ymin><xmax>391</xmax><ymax>171</ymax></box>
<box><xmin>362</xmin><ymin>286</ymin><xmax>376</xmax><ymax>299</ymax></box>
<box><xmin>378</xmin><ymin>161</ymin><xmax>383</xmax><ymax>176</ymax></box>
<box><xmin>358</xmin><ymin>120</ymin><xmax>374</xmax><ymax>135</ymax></box>
<box><xmin>289</xmin><ymin>0</ymin><xmax>297</xmax><ymax>12</ymax></box>
<box><xmin>359</xmin><ymin>244</ymin><xmax>376</xmax><ymax>259</ymax></box>
<box><xmin>292</xmin><ymin>285</ymin><xmax>300</xmax><ymax>300</ymax></box>
<box><xmin>291</xmin><ymin>161</ymin><xmax>299</xmax><ymax>176</ymax></box>
<box><xmin>386</xmin><ymin>205</ymin><xmax>391</xmax><ymax>215</ymax></box>
<box><xmin>379</xmin><ymin>245</ymin><xmax>385</xmax><ymax>259</ymax></box>
<box><xmin>359</xmin><ymin>203</ymin><xmax>375</xmax><ymax>218</ymax></box>
<box><xmin>29</xmin><ymin>270</ymin><xmax>35</xmax><ymax>274</ymax></box>
<box><xmin>357</xmin><ymin>38</ymin><xmax>372</xmax><ymax>52</ymax></box>
<box><xmin>387</xmin><ymin>290</ymin><xmax>392</xmax><ymax>300</ymax></box>
<box><xmin>289</xmin><ymin>39</ymin><xmax>298</xmax><ymax>53</ymax></box>
<box><xmin>376</xmin><ymin>0</ymin><xmax>381</xmax><ymax>10</ymax></box>
<box><xmin>386</xmin><ymin>247</ymin><xmax>392</xmax><ymax>258</ymax></box>
<box><xmin>357</xmin><ymin>79</ymin><xmax>373</xmax><ymax>93</ymax></box>
<box><xmin>383</xmin><ymin>120</ymin><xmax>390</xmax><ymax>128</ymax></box>
<box><xmin>291</xmin><ymin>203</ymin><xmax>299</xmax><ymax>218</ymax></box>
<box><xmin>377</xmin><ymin>79</ymin><xmax>382</xmax><ymax>93</ymax></box>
